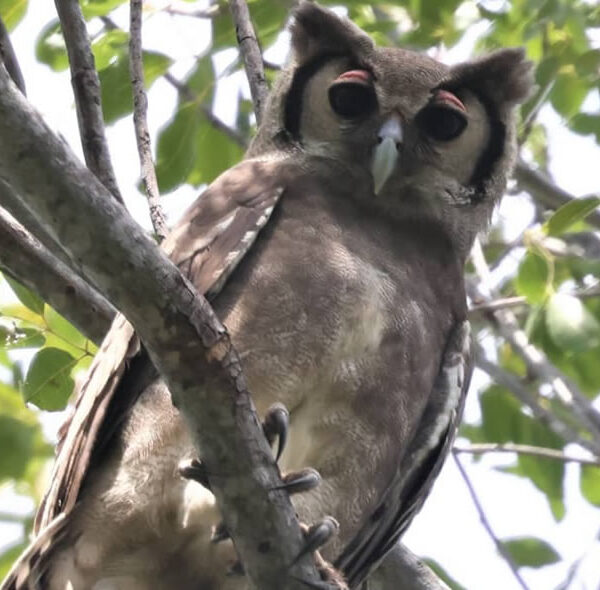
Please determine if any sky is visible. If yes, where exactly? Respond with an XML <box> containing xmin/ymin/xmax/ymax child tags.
<box><xmin>1</xmin><ymin>2</ymin><xmax>600</xmax><ymax>589</ymax></box>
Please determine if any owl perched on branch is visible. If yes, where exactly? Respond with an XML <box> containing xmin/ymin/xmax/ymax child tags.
<box><xmin>3</xmin><ymin>3</ymin><xmax>532</xmax><ymax>589</ymax></box>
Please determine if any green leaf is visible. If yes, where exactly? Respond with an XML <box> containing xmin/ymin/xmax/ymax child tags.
<box><xmin>0</xmin><ymin>542</ymin><xmax>27</xmax><ymax>581</ymax></box>
<box><xmin>4</xmin><ymin>276</ymin><xmax>44</xmax><ymax>315</ymax></box>
<box><xmin>80</xmin><ymin>0</ymin><xmax>127</xmax><ymax>19</ymax></box>
<box><xmin>100</xmin><ymin>51</ymin><xmax>172</xmax><ymax>123</ymax></box>
<box><xmin>515</xmin><ymin>252</ymin><xmax>551</xmax><ymax>304</ymax></box>
<box><xmin>545</xmin><ymin>293</ymin><xmax>600</xmax><ymax>353</ymax></box>
<box><xmin>189</xmin><ymin>118</ymin><xmax>244</xmax><ymax>186</ymax></box>
<box><xmin>35</xmin><ymin>19</ymin><xmax>69</xmax><ymax>72</ymax></box>
<box><xmin>480</xmin><ymin>386</ymin><xmax>566</xmax><ymax>519</ymax></box>
<box><xmin>91</xmin><ymin>29</ymin><xmax>129</xmax><ymax>71</ymax></box>
<box><xmin>0</xmin><ymin>0</ymin><xmax>28</xmax><ymax>30</ymax></box>
<box><xmin>544</xmin><ymin>196</ymin><xmax>600</xmax><ymax>236</ymax></box>
<box><xmin>550</xmin><ymin>70</ymin><xmax>589</xmax><ymax>118</ymax></box>
<box><xmin>156</xmin><ymin>102</ymin><xmax>200</xmax><ymax>193</ymax></box>
<box><xmin>44</xmin><ymin>305</ymin><xmax>87</xmax><ymax>351</ymax></box>
<box><xmin>22</xmin><ymin>347</ymin><xmax>76</xmax><ymax>411</ymax></box>
<box><xmin>501</xmin><ymin>537</ymin><xmax>560</xmax><ymax>568</ymax></box>
<box><xmin>580</xmin><ymin>465</ymin><xmax>600</xmax><ymax>506</ymax></box>
<box><xmin>0</xmin><ymin>326</ymin><xmax>45</xmax><ymax>350</ymax></box>
<box><xmin>0</xmin><ymin>415</ymin><xmax>35</xmax><ymax>480</ymax></box>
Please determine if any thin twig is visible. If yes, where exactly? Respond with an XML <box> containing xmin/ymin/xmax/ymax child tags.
<box><xmin>54</xmin><ymin>0</ymin><xmax>123</xmax><ymax>204</ymax></box>
<box><xmin>0</xmin><ymin>16</ymin><xmax>26</xmax><ymax>94</ymax></box>
<box><xmin>164</xmin><ymin>4</ymin><xmax>222</xmax><ymax>18</ymax></box>
<box><xmin>452</xmin><ymin>453</ymin><xmax>532</xmax><ymax>590</ymax></box>
<box><xmin>0</xmin><ymin>206</ymin><xmax>114</xmax><ymax>344</ymax></box>
<box><xmin>454</xmin><ymin>442</ymin><xmax>600</xmax><ymax>467</ymax></box>
<box><xmin>228</xmin><ymin>0</ymin><xmax>269</xmax><ymax>123</ymax></box>
<box><xmin>129</xmin><ymin>0</ymin><xmax>168</xmax><ymax>242</ymax></box>
<box><xmin>515</xmin><ymin>160</ymin><xmax>600</xmax><ymax>230</ymax></box>
<box><xmin>475</xmin><ymin>352</ymin><xmax>600</xmax><ymax>456</ymax></box>
<box><xmin>469</xmin><ymin>287</ymin><xmax>600</xmax><ymax>315</ymax></box>
<box><xmin>471</xmin><ymin>239</ymin><xmax>600</xmax><ymax>450</ymax></box>
<box><xmin>163</xmin><ymin>72</ymin><xmax>249</xmax><ymax>148</ymax></box>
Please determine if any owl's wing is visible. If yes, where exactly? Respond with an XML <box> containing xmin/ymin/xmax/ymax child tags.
<box><xmin>2</xmin><ymin>157</ymin><xmax>285</xmax><ymax>590</ymax></box>
<box><xmin>336</xmin><ymin>320</ymin><xmax>472</xmax><ymax>589</ymax></box>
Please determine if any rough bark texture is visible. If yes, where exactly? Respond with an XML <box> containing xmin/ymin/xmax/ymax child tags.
<box><xmin>54</xmin><ymin>0</ymin><xmax>123</xmax><ymax>204</ymax></box>
<box><xmin>0</xmin><ymin>63</ymin><xmax>321</xmax><ymax>590</ymax></box>
<box><xmin>0</xmin><ymin>206</ymin><xmax>114</xmax><ymax>344</ymax></box>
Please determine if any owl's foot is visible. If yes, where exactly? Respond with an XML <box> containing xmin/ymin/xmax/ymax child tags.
<box><xmin>273</xmin><ymin>468</ymin><xmax>322</xmax><ymax>494</ymax></box>
<box><xmin>178</xmin><ymin>458</ymin><xmax>210</xmax><ymax>490</ymax></box>
<box><xmin>262</xmin><ymin>402</ymin><xmax>289</xmax><ymax>461</ymax></box>
<box><xmin>293</xmin><ymin>517</ymin><xmax>348</xmax><ymax>590</ymax></box>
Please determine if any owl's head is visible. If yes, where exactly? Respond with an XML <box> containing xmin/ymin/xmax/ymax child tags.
<box><xmin>250</xmin><ymin>3</ymin><xmax>533</xmax><ymax>257</ymax></box>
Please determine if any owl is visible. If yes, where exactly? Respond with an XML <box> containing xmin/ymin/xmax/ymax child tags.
<box><xmin>2</xmin><ymin>3</ymin><xmax>532</xmax><ymax>590</ymax></box>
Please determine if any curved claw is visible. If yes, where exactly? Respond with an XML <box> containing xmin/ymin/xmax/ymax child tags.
<box><xmin>294</xmin><ymin>516</ymin><xmax>339</xmax><ymax>563</ymax></box>
<box><xmin>210</xmin><ymin>521</ymin><xmax>230</xmax><ymax>544</ymax></box>
<box><xmin>178</xmin><ymin>458</ymin><xmax>211</xmax><ymax>491</ymax></box>
<box><xmin>226</xmin><ymin>560</ymin><xmax>245</xmax><ymax>577</ymax></box>
<box><xmin>272</xmin><ymin>468</ymin><xmax>321</xmax><ymax>495</ymax></box>
<box><xmin>262</xmin><ymin>402</ymin><xmax>289</xmax><ymax>462</ymax></box>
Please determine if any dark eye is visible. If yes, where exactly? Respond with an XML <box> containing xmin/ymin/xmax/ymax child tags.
<box><xmin>329</xmin><ymin>82</ymin><xmax>377</xmax><ymax>119</ymax></box>
<box><xmin>417</xmin><ymin>106</ymin><xmax>467</xmax><ymax>141</ymax></box>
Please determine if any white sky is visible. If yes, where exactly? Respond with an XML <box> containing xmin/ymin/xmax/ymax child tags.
<box><xmin>2</xmin><ymin>2</ymin><xmax>600</xmax><ymax>589</ymax></box>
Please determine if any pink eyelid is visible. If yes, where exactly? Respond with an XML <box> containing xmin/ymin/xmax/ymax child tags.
<box><xmin>435</xmin><ymin>89</ymin><xmax>466</xmax><ymax>111</ymax></box>
<box><xmin>336</xmin><ymin>69</ymin><xmax>372</xmax><ymax>83</ymax></box>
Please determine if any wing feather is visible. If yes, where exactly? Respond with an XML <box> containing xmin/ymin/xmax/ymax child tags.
<box><xmin>336</xmin><ymin>320</ymin><xmax>472</xmax><ymax>588</ymax></box>
<box><xmin>2</xmin><ymin>158</ymin><xmax>286</xmax><ymax>590</ymax></box>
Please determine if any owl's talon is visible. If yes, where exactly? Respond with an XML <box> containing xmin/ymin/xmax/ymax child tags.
<box><xmin>295</xmin><ymin>516</ymin><xmax>339</xmax><ymax>563</ymax></box>
<box><xmin>178</xmin><ymin>458</ymin><xmax>211</xmax><ymax>491</ymax></box>
<box><xmin>210</xmin><ymin>521</ymin><xmax>230</xmax><ymax>544</ymax></box>
<box><xmin>226</xmin><ymin>560</ymin><xmax>245</xmax><ymax>577</ymax></box>
<box><xmin>272</xmin><ymin>468</ymin><xmax>321</xmax><ymax>495</ymax></box>
<box><xmin>262</xmin><ymin>402</ymin><xmax>289</xmax><ymax>461</ymax></box>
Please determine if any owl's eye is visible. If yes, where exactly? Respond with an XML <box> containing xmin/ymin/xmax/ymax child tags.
<box><xmin>418</xmin><ymin>90</ymin><xmax>467</xmax><ymax>141</ymax></box>
<box><xmin>417</xmin><ymin>106</ymin><xmax>467</xmax><ymax>141</ymax></box>
<box><xmin>329</xmin><ymin>70</ymin><xmax>377</xmax><ymax>119</ymax></box>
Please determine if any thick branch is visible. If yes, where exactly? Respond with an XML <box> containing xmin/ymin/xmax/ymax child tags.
<box><xmin>228</xmin><ymin>0</ymin><xmax>269</xmax><ymax>123</ymax></box>
<box><xmin>54</xmin><ymin>0</ymin><xmax>123</xmax><ymax>204</ymax></box>
<box><xmin>129</xmin><ymin>0</ymin><xmax>168</xmax><ymax>241</ymax></box>
<box><xmin>0</xmin><ymin>63</ymin><xmax>321</xmax><ymax>590</ymax></box>
<box><xmin>368</xmin><ymin>544</ymin><xmax>450</xmax><ymax>590</ymax></box>
<box><xmin>0</xmin><ymin>207</ymin><xmax>114</xmax><ymax>344</ymax></box>
<box><xmin>515</xmin><ymin>160</ymin><xmax>600</xmax><ymax>230</ymax></box>
<box><xmin>0</xmin><ymin>16</ymin><xmax>25</xmax><ymax>94</ymax></box>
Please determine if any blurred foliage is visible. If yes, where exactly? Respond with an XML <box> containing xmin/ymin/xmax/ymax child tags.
<box><xmin>1</xmin><ymin>0</ymin><xmax>600</xmax><ymax>588</ymax></box>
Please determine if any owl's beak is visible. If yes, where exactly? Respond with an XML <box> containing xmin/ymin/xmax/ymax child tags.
<box><xmin>371</xmin><ymin>115</ymin><xmax>403</xmax><ymax>195</ymax></box>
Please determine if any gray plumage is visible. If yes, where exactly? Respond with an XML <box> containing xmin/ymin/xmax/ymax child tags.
<box><xmin>2</xmin><ymin>3</ymin><xmax>532</xmax><ymax>589</ymax></box>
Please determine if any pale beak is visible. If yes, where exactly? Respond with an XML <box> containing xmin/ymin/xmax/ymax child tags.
<box><xmin>371</xmin><ymin>115</ymin><xmax>403</xmax><ymax>195</ymax></box>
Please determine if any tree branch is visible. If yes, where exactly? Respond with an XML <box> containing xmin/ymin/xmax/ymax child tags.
<box><xmin>0</xmin><ymin>16</ymin><xmax>25</xmax><ymax>94</ymax></box>
<box><xmin>129</xmin><ymin>0</ymin><xmax>168</xmax><ymax>241</ymax></box>
<box><xmin>54</xmin><ymin>0</ymin><xmax>123</xmax><ymax>204</ymax></box>
<box><xmin>368</xmin><ymin>544</ymin><xmax>450</xmax><ymax>590</ymax></box>
<box><xmin>470</xmin><ymin>240</ymin><xmax>600</xmax><ymax>451</ymax></box>
<box><xmin>515</xmin><ymin>160</ymin><xmax>600</xmax><ymax>230</ymax></box>
<box><xmin>454</xmin><ymin>442</ymin><xmax>600</xmax><ymax>467</ymax></box>
<box><xmin>452</xmin><ymin>454</ymin><xmax>531</xmax><ymax>590</ymax></box>
<box><xmin>228</xmin><ymin>0</ymin><xmax>269</xmax><ymax>124</ymax></box>
<box><xmin>475</xmin><ymin>353</ymin><xmax>600</xmax><ymax>456</ymax></box>
<box><xmin>0</xmin><ymin>62</ymin><xmax>321</xmax><ymax>590</ymax></box>
<box><xmin>0</xmin><ymin>206</ymin><xmax>114</xmax><ymax>344</ymax></box>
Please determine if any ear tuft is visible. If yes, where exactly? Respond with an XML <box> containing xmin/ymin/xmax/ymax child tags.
<box><xmin>290</xmin><ymin>2</ymin><xmax>374</xmax><ymax>64</ymax></box>
<box><xmin>447</xmin><ymin>48</ymin><xmax>535</xmax><ymax>107</ymax></box>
